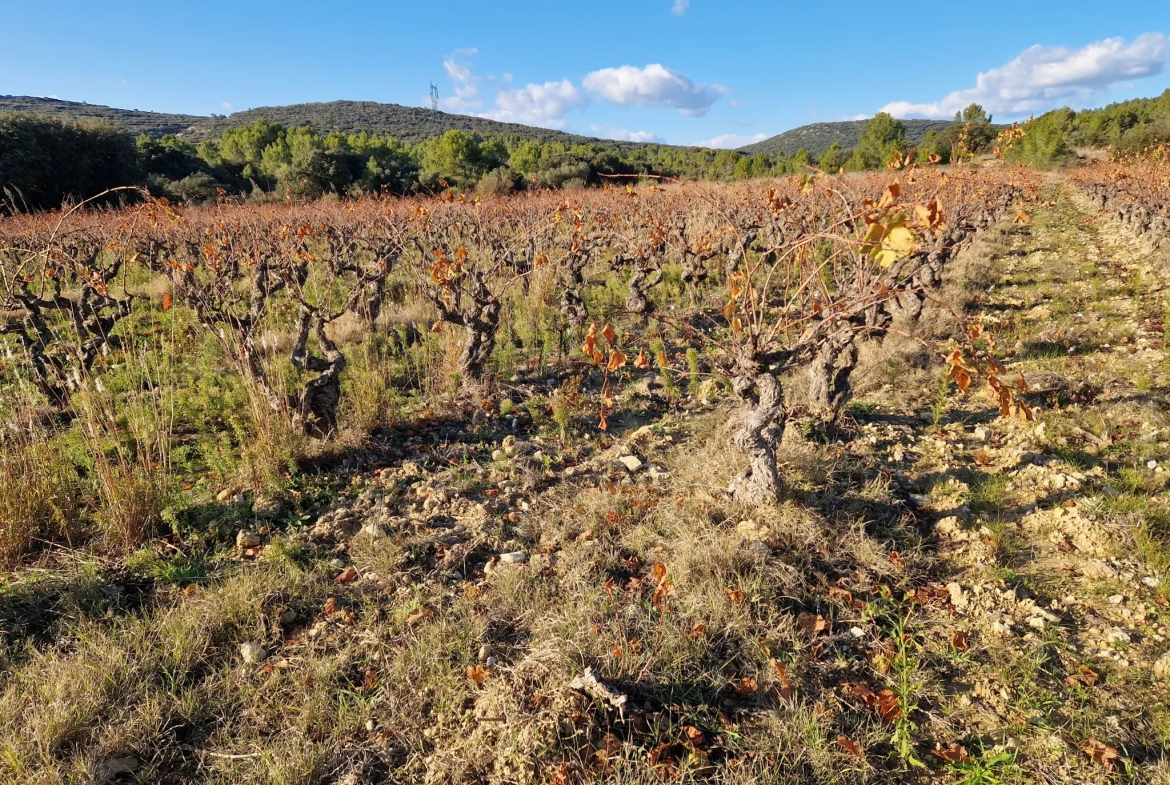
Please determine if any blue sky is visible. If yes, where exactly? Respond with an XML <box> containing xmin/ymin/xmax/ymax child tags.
<box><xmin>2</xmin><ymin>1</ymin><xmax>1169</xmax><ymax>147</ymax></box>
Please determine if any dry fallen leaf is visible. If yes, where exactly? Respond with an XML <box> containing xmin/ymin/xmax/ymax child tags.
<box><xmin>648</xmin><ymin>741</ymin><xmax>673</xmax><ymax>766</ymax></box>
<box><xmin>335</xmin><ymin>566</ymin><xmax>359</xmax><ymax>584</ymax></box>
<box><xmin>1066</xmin><ymin>665</ymin><xmax>1099</xmax><ymax>687</ymax></box>
<box><xmin>726</xmin><ymin>587</ymin><xmax>745</xmax><ymax>604</ymax></box>
<box><xmin>735</xmin><ymin>677</ymin><xmax>758</xmax><ymax>696</ymax></box>
<box><xmin>323</xmin><ymin>597</ymin><xmax>338</xmax><ymax>615</ymax></box>
<box><xmin>796</xmin><ymin>612</ymin><xmax>831</xmax><ymax>637</ymax></box>
<box><xmin>770</xmin><ymin>658</ymin><xmax>795</xmax><ymax>700</ymax></box>
<box><xmin>837</xmin><ymin>735</ymin><xmax>863</xmax><ymax>756</ymax></box>
<box><xmin>466</xmin><ymin>665</ymin><xmax>489</xmax><ymax>684</ymax></box>
<box><xmin>1080</xmin><ymin>737</ymin><xmax>1120</xmax><ymax>770</ymax></box>
<box><xmin>844</xmin><ymin>682</ymin><xmax>901</xmax><ymax>722</ymax></box>
<box><xmin>405</xmin><ymin>607</ymin><xmax>432</xmax><ymax>625</ymax></box>
<box><xmin>681</xmin><ymin>725</ymin><xmax>706</xmax><ymax>748</ymax></box>
<box><xmin>875</xmin><ymin>690</ymin><xmax>902</xmax><ymax>723</ymax></box>
<box><xmin>951</xmin><ymin>630</ymin><xmax>969</xmax><ymax>650</ymax></box>
<box><xmin>356</xmin><ymin>668</ymin><xmax>378</xmax><ymax>693</ymax></box>
<box><xmin>932</xmin><ymin>742</ymin><xmax>969</xmax><ymax>763</ymax></box>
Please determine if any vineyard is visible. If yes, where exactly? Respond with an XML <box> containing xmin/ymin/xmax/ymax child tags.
<box><xmin>1</xmin><ymin>159</ymin><xmax>1169</xmax><ymax>784</ymax></box>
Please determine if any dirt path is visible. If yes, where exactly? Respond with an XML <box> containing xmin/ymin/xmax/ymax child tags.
<box><xmin>847</xmin><ymin>185</ymin><xmax>1170</xmax><ymax>782</ymax></box>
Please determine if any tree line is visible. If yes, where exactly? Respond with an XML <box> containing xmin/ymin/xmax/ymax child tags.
<box><xmin>8</xmin><ymin>91</ymin><xmax>1166</xmax><ymax>211</ymax></box>
<box><xmin>0</xmin><ymin>111</ymin><xmax>946</xmax><ymax>211</ymax></box>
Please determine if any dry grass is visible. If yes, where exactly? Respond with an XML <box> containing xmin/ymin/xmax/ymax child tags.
<box><xmin>0</xmin><ymin>430</ymin><xmax>81</xmax><ymax>564</ymax></box>
<box><xmin>5</xmin><ymin>185</ymin><xmax>1170</xmax><ymax>784</ymax></box>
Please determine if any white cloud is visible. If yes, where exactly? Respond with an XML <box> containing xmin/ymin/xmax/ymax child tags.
<box><xmin>483</xmin><ymin>80</ymin><xmax>588</xmax><ymax>129</ymax></box>
<box><xmin>692</xmin><ymin>132</ymin><xmax>766</xmax><ymax>149</ymax></box>
<box><xmin>583</xmin><ymin>64</ymin><xmax>729</xmax><ymax>116</ymax></box>
<box><xmin>438</xmin><ymin>51</ymin><xmax>587</xmax><ymax>127</ymax></box>
<box><xmin>438</xmin><ymin>51</ymin><xmax>483</xmax><ymax>112</ymax></box>
<box><xmin>120</xmin><ymin>78</ymin><xmax>129</xmax><ymax>87</ymax></box>
<box><xmin>589</xmin><ymin>124</ymin><xmax>664</xmax><ymax>143</ymax></box>
<box><xmin>671</xmin><ymin>0</ymin><xmax>689</xmax><ymax>15</ymax></box>
<box><xmin>221</xmin><ymin>102</ymin><xmax>236</xmax><ymax>110</ymax></box>
<box><xmin>883</xmin><ymin>33</ymin><xmax>1170</xmax><ymax>119</ymax></box>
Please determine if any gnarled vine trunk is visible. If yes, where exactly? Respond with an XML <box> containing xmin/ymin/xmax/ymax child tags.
<box><xmin>2</xmin><ymin>281</ymin><xmax>133</xmax><ymax>409</ymax></box>
<box><xmin>457</xmin><ymin>298</ymin><xmax>502</xmax><ymax>384</ymax></box>
<box><xmin>561</xmin><ymin>248</ymin><xmax>591</xmax><ymax>328</ymax></box>
<box><xmin>728</xmin><ymin>356</ymin><xmax>786</xmax><ymax>504</ymax></box>
<box><xmin>625</xmin><ymin>265</ymin><xmax>662</xmax><ymax>316</ymax></box>
<box><xmin>290</xmin><ymin>306</ymin><xmax>347</xmax><ymax>437</ymax></box>
<box><xmin>807</xmin><ymin>329</ymin><xmax>858</xmax><ymax>424</ymax></box>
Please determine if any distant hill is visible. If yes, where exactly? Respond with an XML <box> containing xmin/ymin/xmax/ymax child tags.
<box><xmin>0</xmin><ymin>96</ymin><xmax>1001</xmax><ymax>161</ymax></box>
<box><xmin>740</xmin><ymin>119</ymin><xmax>962</xmax><ymax>158</ymax></box>
<box><xmin>0</xmin><ymin>95</ymin><xmax>202</xmax><ymax>137</ymax></box>
<box><xmin>0</xmin><ymin>96</ymin><xmax>662</xmax><ymax>150</ymax></box>
<box><xmin>182</xmin><ymin>100</ymin><xmax>655</xmax><ymax>148</ymax></box>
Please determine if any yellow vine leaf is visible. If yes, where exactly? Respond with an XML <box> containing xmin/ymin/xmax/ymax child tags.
<box><xmin>876</xmin><ymin>226</ymin><xmax>917</xmax><ymax>267</ymax></box>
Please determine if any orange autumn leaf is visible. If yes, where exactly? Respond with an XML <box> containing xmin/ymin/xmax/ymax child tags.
<box><xmin>634</xmin><ymin>348</ymin><xmax>650</xmax><ymax>369</ymax></box>
<box><xmin>356</xmin><ymin>668</ymin><xmax>378</xmax><ymax>693</ymax></box>
<box><xmin>681</xmin><ymin>725</ymin><xmax>706</xmax><ymax>748</ymax></box>
<box><xmin>405</xmin><ymin>607</ymin><xmax>432</xmax><ymax>626</ymax></box>
<box><xmin>1066</xmin><ymin>665</ymin><xmax>1099</xmax><ymax>687</ymax></box>
<box><xmin>606</xmin><ymin>348</ymin><xmax>627</xmax><ymax>372</ymax></box>
<box><xmin>335</xmin><ymin>566</ymin><xmax>358</xmax><ymax>584</ymax></box>
<box><xmin>875</xmin><ymin>690</ymin><xmax>902</xmax><ymax>723</ymax></box>
<box><xmin>770</xmin><ymin>658</ymin><xmax>795</xmax><ymax>700</ymax></box>
<box><xmin>878</xmin><ymin>180</ymin><xmax>901</xmax><ymax>208</ymax></box>
<box><xmin>932</xmin><ymin>742</ymin><xmax>969</xmax><ymax>763</ymax></box>
<box><xmin>735</xmin><ymin>677</ymin><xmax>758</xmax><ymax>696</ymax></box>
<box><xmin>837</xmin><ymin>735</ymin><xmax>863</xmax><ymax>756</ymax></box>
<box><xmin>726</xmin><ymin>587</ymin><xmax>745</xmax><ymax>604</ymax></box>
<box><xmin>1080</xmin><ymin>737</ymin><xmax>1120</xmax><ymax>771</ymax></box>
<box><xmin>467</xmin><ymin>665</ymin><xmax>489</xmax><ymax>684</ymax></box>
<box><xmin>796</xmin><ymin>612</ymin><xmax>830</xmax><ymax>637</ymax></box>
<box><xmin>949</xmin><ymin>364</ymin><xmax>972</xmax><ymax>393</ymax></box>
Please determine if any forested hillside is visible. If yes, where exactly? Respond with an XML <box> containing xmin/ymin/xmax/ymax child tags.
<box><xmin>739</xmin><ymin>118</ymin><xmax>956</xmax><ymax>157</ymax></box>
<box><xmin>0</xmin><ymin>96</ymin><xmax>648</xmax><ymax>150</ymax></box>
<box><xmin>0</xmin><ymin>95</ymin><xmax>202</xmax><ymax>136</ymax></box>
<box><xmin>182</xmin><ymin>100</ymin><xmax>647</xmax><ymax>148</ymax></box>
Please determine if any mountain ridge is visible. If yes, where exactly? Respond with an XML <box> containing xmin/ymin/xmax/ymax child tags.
<box><xmin>2</xmin><ymin>95</ymin><xmax>990</xmax><ymax>159</ymax></box>
<box><xmin>738</xmin><ymin>119</ymin><xmax>971</xmax><ymax>158</ymax></box>
<box><xmin>0</xmin><ymin>96</ymin><xmax>670</xmax><ymax>150</ymax></box>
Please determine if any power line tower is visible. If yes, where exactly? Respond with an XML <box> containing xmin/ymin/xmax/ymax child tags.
<box><xmin>429</xmin><ymin>83</ymin><xmax>441</xmax><ymax>138</ymax></box>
